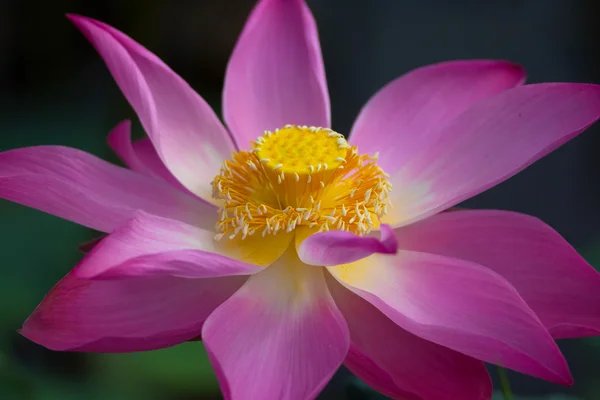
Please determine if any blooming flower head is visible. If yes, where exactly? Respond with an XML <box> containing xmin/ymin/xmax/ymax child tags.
<box><xmin>212</xmin><ymin>124</ymin><xmax>391</xmax><ymax>239</ymax></box>
<box><xmin>3</xmin><ymin>0</ymin><xmax>600</xmax><ymax>399</ymax></box>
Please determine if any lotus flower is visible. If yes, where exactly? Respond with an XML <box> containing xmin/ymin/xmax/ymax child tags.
<box><xmin>2</xmin><ymin>0</ymin><xmax>600</xmax><ymax>399</ymax></box>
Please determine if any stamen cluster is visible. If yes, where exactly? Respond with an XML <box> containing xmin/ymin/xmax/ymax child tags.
<box><xmin>212</xmin><ymin>125</ymin><xmax>391</xmax><ymax>240</ymax></box>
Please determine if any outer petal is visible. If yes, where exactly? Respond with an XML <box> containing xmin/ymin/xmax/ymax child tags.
<box><xmin>395</xmin><ymin>210</ymin><xmax>600</xmax><ymax>339</ymax></box>
<box><xmin>0</xmin><ymin>146</ymin><xmax>212</xmax><ymax>232</ymax></box>
<box><xmin>223</xmin><ymin>0</ymin><xmax>330</xmax><ymax>149</ymax></box>
<box><xmin>349</xmin><ymin>60</ymin><xmax>525</xmax><ymax>174</ymax></box>
<box><xmin>327</xmin><ymin>275</ymin><xmax>492</xmax><ymax>400</ymax></box>
<box><xmin>385</xmin><ymin>83</ymin><xmax>600</xmax><ymax>226</ymax></box>
<box><xmin>297</xmin><ymin>224</ymin><xmax>397</xmax><ymax>266</ymax></box>
<box><xmin>203</xmin><ymin>248</ymin><xmax>349</xmax><ymax>400</ymax></box>
<box><xmin>328</xmin><ymin>251</ymin><xmax>572</xmax><ymax>384</ymax></box>
<box><xmin>21</xmin><ymin>271</ymin><xmax>244</xmax><ymax>352</ymax></box>
<box><xmin>74</xmin><ymin>212</ymin><xmax>292</xmax><ymax>279</ymax></box>
<box><xmin>107</xmin><ymin>120</ymin><xmax>187</xmax><ymax>191</ymax></box>
<box><xmin>69</xmin><ymin>15</ymin><xmax>235</xmax><ymax>200</ymax></box>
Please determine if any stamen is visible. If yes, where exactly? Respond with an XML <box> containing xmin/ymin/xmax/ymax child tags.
<box><xmin>211</xmin><ymin>124</ymin><xmax>391</xmax><ymax>238</ymax></box>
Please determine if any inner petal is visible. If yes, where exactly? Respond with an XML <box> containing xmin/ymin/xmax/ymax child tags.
<box><xmin>212</xmin><ymin>125</ymin><xmax>391</xmax><ymax>240</ymax></box>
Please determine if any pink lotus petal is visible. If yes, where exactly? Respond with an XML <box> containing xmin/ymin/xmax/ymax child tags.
<box><xmin>297</xmin><ymin>224</ymin><xmax>397</xmax><ymax>266</ymax></box>
<box><xmin>395</xmin><ymin>209</ymin><xmax>600</xmax><ymax>339</ymax></box>
<box><xmin>68</xmin><ymin>15</ymin><xmax>235</xmax><ymax>200</ymax></box>
<box><xmin>327</xmin><ymin>275</ymin><xmax>492</xmax><ymax>400</ymax></box>
<box><xmin>223</xmin><ymin>0</ymin><xmax>329</xmax><ymax>149</ymax></box>
<box><xmin>107</xmin><ymin>121</ymin><xmax>188</xmax><ymax>192</ymax></box>
<box><xmin>21</xmin><ymin>271</ymin><xmax>245</xmax><ymax>352</ymax></box>
<box><xmin>0</xmin><ymin>146</ymin><xmax>212</xmax><ymax>232</ymax></box>
<box><xmin>74</xmin><ymin>212</ymin><xmax>282</xmax><ymax>279</ymax></box>
<box><xmin>131</xmin><ymin>139</ymin><xmax>182</xmax><ymax>185</ymax></box>
<box><xmin>349</xmin><ymin>60</ymin><xmax>525</xmax><ymax>174</ymax></box>
<box><xmin>328</xmin><ymin>251</ymin><xmax>572</xmax><ymax>384</ymax></box>
<box><xmin>203</xmin><ymin>249</ymin><xmax>349</xmax><ymax>400</ymax></box>
<box><xmin>385</xmin><ymin>83</ymin><xmax>600</xmax><ymax>227</ymax></box>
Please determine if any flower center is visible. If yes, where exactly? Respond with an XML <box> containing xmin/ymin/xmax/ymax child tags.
<box><xmin>212</xmin><ymin>125</ymin><xmax>391</xmax><ymax>240</ymax></box>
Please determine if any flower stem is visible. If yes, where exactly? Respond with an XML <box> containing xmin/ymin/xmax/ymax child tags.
<box><xmin>497</xmin><ymin>365</ymin><xmax>513</xmax><ymax>400</ymax></box>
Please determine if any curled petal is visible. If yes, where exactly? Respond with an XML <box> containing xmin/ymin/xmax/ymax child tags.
<box><xmin>223</xmin><ymin>0</ymin><xmax>330</xmax><ymax>149</ymax></box>
<box><xmin>203</xmin><ymin>247</ymin><xmax>349</xmax><ymax>400</ymax></box>
<box><xmin>69</xmin><ymin>14</ymin><xmax>235</xmax><ymax>200</ymax></box>
<box><xmin>107</xmin><ymin>121</ymin><xmax>188</xmax><ymax>191</ymax></box>
<box><xmin>0</xmin><ymin>146</ymin><xmax>212</xmax><ymax>232</ymax></box>
<box><xmin>296</xmin><ymin>224</ymin><xmax>397</xmax><ymax>266</ymax></box>
<box><xmin>78</xmin><ymin>236</ymin><xmax>105</xmax><ymax>254</ymax></box>
<box><xmin>350</xmin><ymin>60</ymin><xmax>525</xmax><ymax>174</ymax></box>
<box><xmin>385</xmin><ymin>83</ymin><xmax>600</xmax><ymax>226</ymax></box>
<box><xmin>106</xmin><ymin>120</ymin><xmax>146</xmax><ymax>173</ymax></box>
<box><xmin>329</xmin><ymin>251</ymin><xmax>572</xmax><ymax>384</ymax></box>
<box><xmin>75</xmin><ymin>211</ymin><xmax>292</xmax><ymax>279</ymax></box>
<box><xmin>395</xmin><ymin>209</ymin><xmax>600</xmax><ymax>338</ymax></box>
<box><xmin>327</xmin><ymin>275</ymin><xmax>492</xmax><ymax>400</ymax></box>
<box><xmin>21</xmin><ymin>272</ymin><xmax>244</xmax><ymax>352</ymax></box>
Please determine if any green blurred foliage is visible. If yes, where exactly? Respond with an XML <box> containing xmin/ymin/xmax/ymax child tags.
<box><xmin>93</xmin><ymin>343</ymin><xmax>218</xmax><ymax>396</ymax></box>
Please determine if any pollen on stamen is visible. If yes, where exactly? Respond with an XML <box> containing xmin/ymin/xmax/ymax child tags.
<box><xmin>211</xmin><ymin>124</ymin><xmax>391</xmax><ymax>239</ymax></box>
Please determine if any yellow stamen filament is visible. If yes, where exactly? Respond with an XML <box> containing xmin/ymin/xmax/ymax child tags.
<box><xmin>212</xmin><ymin>125</ymin><xmax>391</xmax><ymax>240</ymax></box>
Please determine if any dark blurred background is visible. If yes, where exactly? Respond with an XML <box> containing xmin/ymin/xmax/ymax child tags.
<box><xmin>1</xmin><ymin>0</ymin><xmax>599</xmax><ymax>399</ymax></box>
